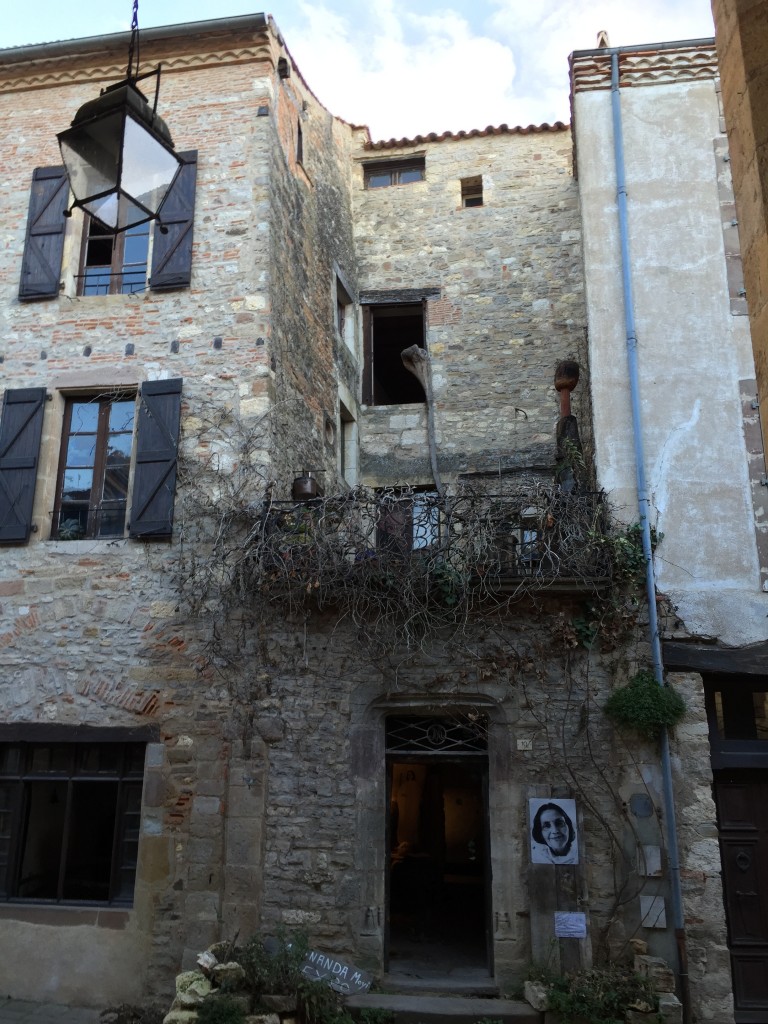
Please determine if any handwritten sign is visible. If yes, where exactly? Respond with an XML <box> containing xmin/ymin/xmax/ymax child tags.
<box><xmin>301</xmin><ymin>950</ymin><xmax>373</xmax><ymax>993</ymax></box>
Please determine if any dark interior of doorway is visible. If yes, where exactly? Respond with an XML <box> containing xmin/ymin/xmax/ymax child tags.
<box><xmin>388</xmin><ymin>759</ymin><xmax>488</xmax><ymax>979</ymax></box>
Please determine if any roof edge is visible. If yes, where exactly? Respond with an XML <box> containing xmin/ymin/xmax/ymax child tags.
<box><xmin>0</xmin><ymin>13</ymin><xmax>268</xmax><ymax>65</ymax></box>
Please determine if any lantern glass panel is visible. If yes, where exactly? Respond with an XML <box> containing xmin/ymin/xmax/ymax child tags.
<box><xmin>59</xmin><ymin>111</ymin><xmax>123</xmax><ymax>202</ymax></box>
<box><xmin>121</xmin><ymin>116</ymin><xmax>180</xmax><ymax>215</ymax></box>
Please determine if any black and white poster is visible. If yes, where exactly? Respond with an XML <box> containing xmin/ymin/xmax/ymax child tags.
<box><xmin>529</xmin><ymin>798</ymin><xmax>579</xmax><ymax>865</ymax></box>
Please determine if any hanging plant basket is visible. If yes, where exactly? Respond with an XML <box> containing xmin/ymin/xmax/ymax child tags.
<box><xmin>604</xmin><ymin>670</ymin><xmax>685</xmax><ymax>739</ymax></box>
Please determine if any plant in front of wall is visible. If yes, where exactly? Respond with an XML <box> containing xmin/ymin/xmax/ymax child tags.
<box><xmin>196</xmin><ymin>995</ymin><xmax>247</xmax><ymax>1024</ymax></box>
<box><xmin>604</xmin><ymin>669</ymin><xmax>686</xmax><ymax>740</ymax></box>
<box><xmin>530</xmin><ymin>964</ymin><xmax>658</xmax><ymax>1024</ymax></box>
<box><xmin>239</xmin><ymin>928</ymin><xmax>309</xmax><ymax>998</ymax></box>
<box><xmin>297</xmin><ymin>978</ymin><xmax>354</xmax><ymax>1024</ymax></box>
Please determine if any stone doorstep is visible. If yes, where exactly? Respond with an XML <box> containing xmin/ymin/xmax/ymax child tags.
<box><xmin>345</xmin><ymin>994</ymin><xmax>541</xmax><ymax>1024</ymax></box>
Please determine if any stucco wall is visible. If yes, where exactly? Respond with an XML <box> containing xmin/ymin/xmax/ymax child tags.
<box><xmin>574</xmin><ymin>69</ymin><xmax>765</xmax><ymax>644</ymax></box>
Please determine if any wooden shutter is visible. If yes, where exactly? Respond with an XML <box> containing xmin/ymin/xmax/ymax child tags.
<box><xmin>362</xmin><ymin>306</ymin><xmax>373</xmax><ymax>405</ymax></box>
<box><xmin>150</xmin><ymin>151</ymin><xmax>197</xmax><ymax>291</ymax></box>
<box><xmin>19</xmin><ymin>167</ymin><xmax>69</xmax><ymax>302</ymax></box>
<box><xmin>0</xmin><ymin>388</ymin><xmax>47</xmax><ymax>544</ymax></box>
<box><xmin>129</xmin><ymin>379</ymin><xmax>182</xmax><ymax>539</ymax></box>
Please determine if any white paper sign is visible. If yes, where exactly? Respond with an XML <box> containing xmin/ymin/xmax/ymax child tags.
<box><xmin>554</xmin><ymin>911</ymin><xmax>587</xmax><ymax>938</ymax></box>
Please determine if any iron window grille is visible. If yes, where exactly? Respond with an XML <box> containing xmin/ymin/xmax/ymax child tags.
<box><xmin>386</xmin><ymin>715</ymin><xmax>488</xmax><ymax>754</ymax></box>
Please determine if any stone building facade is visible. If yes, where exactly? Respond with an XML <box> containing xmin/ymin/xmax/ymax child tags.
<box><xmin>0</xmin><ymin>15</ymin><xmax>764</xmax><ymax>1024</ymax></box>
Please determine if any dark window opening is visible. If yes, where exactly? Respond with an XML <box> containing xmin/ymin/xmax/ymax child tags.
<box><xmin>364</xmin><ymin>304</ymin><xmax>426</xmax><ymax>405</ymax></box>
<box><xmin>364</xmin><ymin>158</ymin><xmax>425</xmax><ymax>189</ymax></box>
<box><xmin>297</xmin><ymin>122</ymin><xmax>304</xmax><ymax>165</ymax></box>
<box><xmin>461</xmin><ymin>175</ymin><xmax>483</xmax><ymax>208</ymax></box>
<box><xmin>52</xmin><ymin>393</ymin><xmax>136</xmax><ymax>540</ymax></box>
<box><xmin>79</xmin><ymin>218</ymin><xmax>149</xmax><ymax>296</ymax></box>
<box><xmin>0</xmin><ymin>741</ymin><xmax>144</xmax><ymax>905</ymax></box>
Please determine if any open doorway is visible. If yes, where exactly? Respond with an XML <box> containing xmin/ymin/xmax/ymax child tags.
<box><xmin>387</xmin><ymin>757</ymin><xmax>490</xmax><ymax>978</ymax></box>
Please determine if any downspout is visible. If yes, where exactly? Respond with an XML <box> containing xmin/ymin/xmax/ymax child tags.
<box><xmin>610</xmin><ymin>52</ymin><xmax>691</xmax><ymax>1024</ymax></box>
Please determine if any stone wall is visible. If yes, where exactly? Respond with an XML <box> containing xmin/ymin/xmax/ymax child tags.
<box><xmin>351</xmin><ymin>128</ymin><xmax>589</xmax><ymax>486</ymax></box>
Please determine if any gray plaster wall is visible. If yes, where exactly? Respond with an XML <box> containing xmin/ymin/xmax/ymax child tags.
<box><xmin>574</xmin><ymin>73</ymin><xmax>766</xmax><ymax>645</ymax></box>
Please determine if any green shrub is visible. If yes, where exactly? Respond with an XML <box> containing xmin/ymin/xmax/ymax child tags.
<box><xmin>239</xmin><ymin>929</ymin><xmax>309</xmax><ymax>997</ymax></box>
<box><xmin>196</xmin><ymin>995</ymin><xmax>247</xmax><ymax>1024</ymax></box>
<box><xmin>532</xmin><ymin>965</ymin><xmax>658</xmax><ymax>1024</ymax></box>
<box><xmin>604</xmin><ymin>669</ymin><xmax>686</xmax><ymax>739</ymax></box>
<box><xmin>297</xmin><ymin>978</ymin><xmax>354</xmax><ymax>1024</ymax></box>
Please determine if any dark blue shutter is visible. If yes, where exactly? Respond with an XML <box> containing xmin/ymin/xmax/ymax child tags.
<box><xmin>19</xmin><ymin>166</ymin><xmax>69</xmax><ymax>302</ymax></box>
<box><xmin>0</xmin><ymin>388</ymin><xmax>46</xmax><ymax>544</ymax></box>
<box><xmin>129</xmin><ymin>379</ymin><xmax>182</xmax><ymax>539</ymax></box>
<box><xmin>150</xmin><ymin>151</ymin><xmax>197</xmax><ymax>291</ymax></box>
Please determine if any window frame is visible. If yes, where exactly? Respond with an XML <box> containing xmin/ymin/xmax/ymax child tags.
<box><xmin>364</xmin><ymin>158</ymin><xmax>426</xmax><ymax>190</ymax></box>
<box><xmin>362</xmin><ymin>302</ymin><xmax>427</xmax><ymax>406</ymax></box>
<box><xmin>77</xmin><ymin>216</ymin><xmax>151</xmax><ymax>296</ymax></box>
<box><xmin>51</xmin><ymin>390</ymin><xmax>138</xmax><ymax>541</ymax></box>
<box><xmin>461</xmin><ymin>175</ymin><xmax>484</xmax><ymax>208</ymax></box>
<box><xmin>0</xmin><ymin>740</ymin><xmax>145</xmax><ymax>906</ymax></box>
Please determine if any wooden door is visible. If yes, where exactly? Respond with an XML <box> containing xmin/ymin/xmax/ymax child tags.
<box><xmin>715</xmin><ymin>771</ymin><xmax>768</xmax><ymax>1022</ymax></box>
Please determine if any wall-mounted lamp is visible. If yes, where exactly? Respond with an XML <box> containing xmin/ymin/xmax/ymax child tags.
<box><xmin>57</xmin><ymin>0</ymin><xmax>181</xmax><ymax>234</ymax></box>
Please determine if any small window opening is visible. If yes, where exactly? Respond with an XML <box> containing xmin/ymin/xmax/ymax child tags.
<box><xmin>297</xmin><ymin>121</ymin><xmax>304</xmax><ymax>165</ymax></box>
<box><xmin>364</xmin><ymin>158</ymin><xmax>425</xmax><ymax>189</ymax></box>
<box><xmin>339</xmin><ymin>402</ymin><xmax>358</xmax><ymax>486</ymax></box>
<box><xmin>364</xmin><ymin>304</ymin><xmax>426</xmax><ymax>406</ymax></box>
<box><xmin>335</xmin><ymin>277</ymin><xmax>355</xmax><ymax>353</ymax></box>
<box><xmin>79</xmin><ymin>218</ymin><xmax>149</xmax><ymax>296</ymax></box>
<box><xmin>461</xmin><ymin>176</ymin><xmax>483</xmax><ymax>208</ymax></box>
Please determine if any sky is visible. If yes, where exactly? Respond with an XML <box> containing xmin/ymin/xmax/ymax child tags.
<box><xmin>1</xmin><ymin>1</ymin><xmax>716</xmax><ymax>139</ymax></box>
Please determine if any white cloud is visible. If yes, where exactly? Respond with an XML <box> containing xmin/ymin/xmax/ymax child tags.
<box><xmin>278</xmin><ymin>0</ymin><xmax>714</xmax><ymax>139</ymax></box>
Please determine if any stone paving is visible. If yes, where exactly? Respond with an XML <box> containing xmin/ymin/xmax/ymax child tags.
<box><xmin>0</xmin><ymin>1002</ymin><xmax>100</xmax><ymax>1024</ymax></box>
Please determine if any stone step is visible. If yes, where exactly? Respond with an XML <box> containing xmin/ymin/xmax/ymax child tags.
<box><xmin>345</xmin><ymin>994</ymin><xmax>540</xmax><ymax>1024</ymax></box>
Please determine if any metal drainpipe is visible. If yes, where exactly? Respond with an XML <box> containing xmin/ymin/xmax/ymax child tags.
<box><xmin>610</xmin><ymin>51</ymin><xmax>691</xmax><ymax>1024</ymax></box>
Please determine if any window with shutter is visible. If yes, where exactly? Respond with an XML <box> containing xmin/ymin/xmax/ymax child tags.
<box><xmin>18</xmin><ymin>167</ymin><xmax>69</xmax><ymax>302</ymax></box>
<box><xmin>19</xmin><ymin>153</ymin><xmax>197</xmax><ymax>300</ymax></box>
<box><xmin>0</xmin><ymin>388</ymin><xmax>47</xmax><ymax>545</ymax></box>
<box><xmin>47</xmin><ymin>378</ymin><xmax>182</xmax><ymax>542</ymax></box>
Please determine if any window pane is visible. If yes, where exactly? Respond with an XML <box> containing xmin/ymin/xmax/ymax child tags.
<box><xmin>65</xmin><ymin>434</ymin><xmax>97</xmax><ymax>468</ymax></box>
<box><xmin>82</xmin><ymin>270</ymin><xmax>112</xmax><ymax>296</ymax></box>
<box><xmin>18</xmin><ymin>780</ymin><xmax>67</xmax><ymax>898</ymax></box>
<box><xmin>123</xmin><ymin>229</ymin><xmax>148</xmax><ymax>267</ymax></box>
<box><xmin>113</xmin><ymin>782</ymin><xmax>143</xmax><ymax>901</ymax></box>
<box><xmin>367</xmin><ymin>172</ymin><xmax>392</xmax><ymax>188</ymax></box>
<box><xmin>399</xmin><ymin>167</ymin><xmax>424</xmax><ymax>183</ymax></box>
<box><xmin>97</xmin><ymin>508</ymin><xmax>127</xmax><ymax>537</ymax></box>
<box><xmin>102</xmin><ymin>466</ymin><xmax>130</xmax><ymax>502</ymax></box>
<box><xmin>28</xmin><ymin>745</ymin><xmax>74</xmax><ymax>773</ymax></box>
<box><xmin>108</xmin><ymin>400</ymin><xmax>135</xmax><ymax>434</ymax></box>
<box><xmin>0</xmin><ymin>746</ymin><xmax>21</xmax><ymax>775</ymax></box>
<box><xmin>412</xmin><ymin>495</ymin><xmax>439</xmax><ymax>549</ymax></box>
<box><xmin>62</xmin><ymin>469</ymin><xmax>93</xmax><ymax>503</ymax></box>
<box><xmin>69</xmin><ymin>403</ymin><xmax>100</xmax><ymax>434</ymax></box>
<box><xmin>62</xmin><ymin>781</ymin><xmax>118</xmax><ymax>901</ymax></box>
<box><xmin>57</xmin><ymin>507</ymin><xmax>88</xmax><ymax>540</ymax></box>
<box><xmin>124</xmin><ymin>745</ymin><xmax>146</xmax><ymax>776</ymax></box>
<box><xmin>78</xmin><ymin>745</ymin><xmax>121</xmax><ymax>775</ymax></box>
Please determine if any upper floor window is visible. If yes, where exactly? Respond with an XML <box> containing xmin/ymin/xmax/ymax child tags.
<box><xmin>18</xmin><ymin>152</ymin><xmax>198</xmax><ymax>302</ymax></box>
<box><xmin>461</xmin><ymin>175</ymin><xmax>483</xmax><ymax>208</ymax></box>
<box><xmin>363</xmin><ymin>303</ymin><xmax>426</xmax><ymax>405</ymax></box>
<box><xmin>79</xmin><ymin>220</ymin><xmax>150</xmax><ymax>296</ymax></box>
<box><xmin>377</xmin><ymin>490</ymin><xmax>439</xmax><ymax>556</ymax></box>
<box><xmin>364</xmin><ymin>157</ymin><xmax>425</xmax><ymax>189</ymax></box>
<box><xmin>53</xmin><ymin>393</ymin><xmax>136</xmax><ymax>539</ymax></box>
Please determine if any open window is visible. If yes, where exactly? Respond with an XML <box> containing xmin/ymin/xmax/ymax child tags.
<box><xmin>335</xmin><ymin>276</ymin><xmax>355</xmax><ymax>354</ymax></box>
<box><xmin>363</xmin><ymin>304</ymin><xmax>426</xmax><ymax>405</ymax></box>
<box><xmin>0</xmin><ymin>739</ymin><xmax>145</xmax><ymax>905</ymax></box>
<box><xmin>79</xmin><ymin>219</ymin><xmax>150</xmax><ymax>295</ymax></box>
<box><xmin>461</xmin><ymin>175</ymin><xmax>483</xmax><ymax>208</ymax></box>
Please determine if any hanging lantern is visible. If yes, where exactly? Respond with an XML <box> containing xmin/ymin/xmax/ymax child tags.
<box><xmin>56</xmin><ymin>0</ymin><xmax>181</xmax><ymax>234</ymax></box>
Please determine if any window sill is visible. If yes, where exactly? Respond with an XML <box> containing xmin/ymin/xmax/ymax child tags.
<box><xmin>0</xmin><ymin>904</ymin><xmax>131</xmax><ymax>928</ymax></box>
<box><xmin>43</xmin><ymin>538</ymin><xmax>131</xmax><ymax>551</ymax></box>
